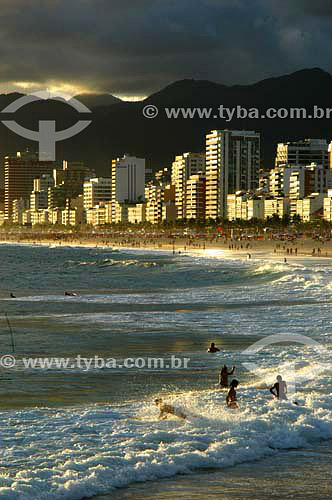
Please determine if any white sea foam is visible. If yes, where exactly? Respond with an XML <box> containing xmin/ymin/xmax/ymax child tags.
<box><xmin>1</xmin><ymin>382</ymin><xmax>332</xmax><ymax>499</ymax></box>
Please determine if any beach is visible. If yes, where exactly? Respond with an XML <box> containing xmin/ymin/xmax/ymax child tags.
<box><xmin>0</xmin><ymin>243</ymin><xmax>331</xmax><ymax>499</ymax></box>
<box><xmin>1</xmin><ymin>230</ymin><xmax>332</xmax><ymax>261</ymax></box>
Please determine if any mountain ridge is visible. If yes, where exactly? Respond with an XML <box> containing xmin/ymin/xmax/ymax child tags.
<box><xmin>0</xmin><ymin>68</ymin><xmax>331</xmax><ymax>179</ymax></box>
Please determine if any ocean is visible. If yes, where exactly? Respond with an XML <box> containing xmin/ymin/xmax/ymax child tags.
<box><xmin>0</xmin><ymin>244</ymin><xmax>331</xmax><ymax>499</ymax></box>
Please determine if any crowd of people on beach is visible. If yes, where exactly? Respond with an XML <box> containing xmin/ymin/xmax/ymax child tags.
<box><xmin>2</xmin><ymin>228</ymin><xmax>332</xmax><ymax>259</ymax></box>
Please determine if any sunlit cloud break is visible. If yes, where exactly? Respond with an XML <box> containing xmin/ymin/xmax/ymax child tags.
<box><xmin>12</xmin><ymin>81</ymin><xmax>91</xmax><ymax>97</ymax></box>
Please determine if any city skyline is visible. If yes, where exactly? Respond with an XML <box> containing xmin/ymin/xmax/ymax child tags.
<box><xmin>4</xmin><ymin>132</ymin><xmax>332</xmax><ymax>227</ymax></box>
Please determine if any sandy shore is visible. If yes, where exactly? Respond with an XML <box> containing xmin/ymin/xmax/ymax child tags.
<box><xmin>0</xmin><ymin>234</ymin><xmax>331</xmax><ymax>262</ymax></box>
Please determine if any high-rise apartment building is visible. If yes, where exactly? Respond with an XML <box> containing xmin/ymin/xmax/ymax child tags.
<box><xmin>33</xmin><ymin>174</ymin><xmax>54</xmax><ymax>193</ymax></box>
<box><xmin>264</xmin><ymin>198</ymin><xmax>290</xmax><ymax>219</ymax></box>
<box><xmin>205</xmin><ymin>130</ymin><xmax>260</xmax><ymax>219</ymax></box>
<box><xmin>111</xmin><ymin>155</ymin><xmax>145</xmax><ymax>203</ymax></box>
<box><xmin>30</xmin><ymin>174</ymin><xmax>54</xmax><ymax>211</ymax></box>
<box><xmin>296</xmin><ymin>194</ymin><xmax>324</xmax><ymax>222</ymax></box>
<box><xmin>185</xmin><ymin>173</ymin><xmax>206</xmax><ymax>220</ymax></box>
<box><xmin>323</xmin><ymin>189</ymin><xmax>332</xmax><ymax>221</ymax></box>
<box><xmin>171</xmin><ymin>152</ymin><xmax>205</xmax><ymax>219</ymax></box>
<box><xmin>329</xmin><ymin>142</ymin><xmax>332</xmax><ymax>170</ymax></box>
<box><xmin>227</xmin><ymin>192</ymin><xmax>249</xmax><ymax>221</ymax></box>
<box><xmin>83</xmin><ymin>178</ymin><xmax>112</xmax><ymax>210</ymax></box>
<box><xmin>62</xmin><ymin>195</ymin><xmax>84</xmax><ymax>226</ymax></box>
<box><xmin>30</xmin><ymin>191</ymin><xmax>48</xmax><ymax>211</ymax></box>
<box><xmin>128</xmin><ymin>204</ymin><xmax>146</xmax><ymax>224</ymax></box>
<box><xmin>4</xmin><ymin>151</ymin><xmax>54</xmax><ymax>220</ymax></box>
<box><xmin>288</xmin><ymin>164</ymin><xmax>332</xmax><ymax>217</ymax></box>
<box><xmin>269</xmin><ymin>166</ymin><xmax>293</xmax><ymax>198</ymax></box>
<box><xmin>144</xmin><ymin>183</ymin><xmax>163</xmax><ymax>224</ymax></box>
<box><xmin>12</xmin><ymin>198</ymin><xmax>30</xmax><ymax>224</ymax></box>
<box><xmin>227</xmin><ymin>192</ymin><xmax>264</xmax><ymax>221</ymax></box>
<box><xmin>275</xmin><ymin>139</ymin><xmax>328</xmax><ymax>168</ymax></box>
<box><xmin>53</xmin><ymin>161</ymin><xmax>95</xmax><ymax>194</ymax></box>
<box><xmin>258</xmin><ymin>170</ymin><xmax>270</xmax><ymax>193</ymax></box>
<box><xmin>155</xmin><ymin>168</ymin><xmax>171</xmax><ymax>185</ymax></box>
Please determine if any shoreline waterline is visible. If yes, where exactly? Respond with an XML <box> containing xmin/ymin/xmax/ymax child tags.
<box><xmin>0</xmin><ymin>237</ymin><xmax>331</xmax><ymax>264</ymax></box>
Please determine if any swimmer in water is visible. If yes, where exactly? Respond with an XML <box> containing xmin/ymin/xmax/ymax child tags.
<box><xmin>226</xmin><ymin>379</ymin><xmax>239</xmax><ymax>409</ymax></box>
<box><xmin>207</xmin><ymin>342</ymin><xmax>220</xmax><ymax>353</ymax></box>
<box><xmin>155</xmin><ymin>398</ymin><xmax>187</xmax><ymax>420</ymax></box>
<box><xmin>270</xmin><ymin>375</ymin><xmax>287</xmax><ymax>401</ymax></box>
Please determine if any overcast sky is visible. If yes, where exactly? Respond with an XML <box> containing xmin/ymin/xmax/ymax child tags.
<box><xmin>0</xmin><ymin>0</ymin><xmax>331</xmax><ymax>98</ymax></box>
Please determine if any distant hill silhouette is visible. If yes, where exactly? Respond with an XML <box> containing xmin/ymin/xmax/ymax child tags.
<box><xmin>73</xmin><ymin>93</ymin><xmax>122</xmax><ymax>108</ymax></box>
<box><xmin>0</xmin><ymin>68</ymin><xmax>331</xmax><ymax>180</ymax></box>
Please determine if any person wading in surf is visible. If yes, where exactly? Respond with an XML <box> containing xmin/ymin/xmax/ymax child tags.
<box><xmin>219</xmin><ymin>365</ymin><xmax>235</xmax><ymax>388</ymax></box>
<box><xmin>270</xmin><ymin>375</ymin><xmax>288</xmax><ymax>401</ymax></box>
<box><xmin>226</xmin><ymin>379</ymin><xmax>239</xmax><ymax>409</ymax></box>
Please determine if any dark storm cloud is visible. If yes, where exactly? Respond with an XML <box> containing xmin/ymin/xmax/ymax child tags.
<box><xmin>0</xmin><ymin>0</ymin><xmax>331</xmax><ymax>96</ymax></box>
<box><xmin>269</xmin><ymin>0</ymin><xmax>332</xmax><ymax>17</ymax></box>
